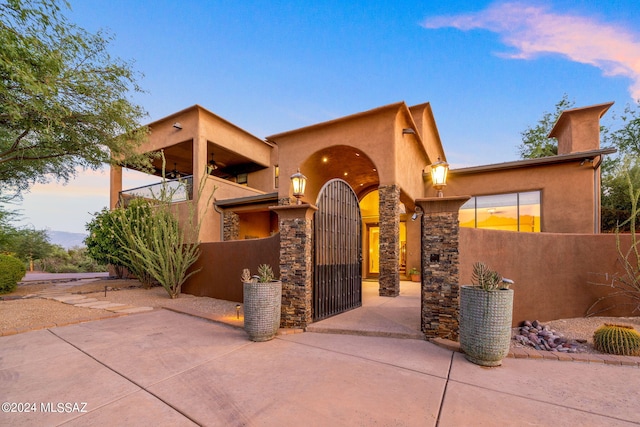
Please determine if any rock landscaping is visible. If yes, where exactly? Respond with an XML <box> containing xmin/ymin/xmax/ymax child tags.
<box><xmin>513</xmin><ymin>320</ymin><xmax>586</xmax><ymax>353</ymax></box>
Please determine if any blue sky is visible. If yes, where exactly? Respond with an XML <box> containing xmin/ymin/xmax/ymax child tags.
<box><xmin>11</xmin><ymin>0</ymin><xmax>640</xmax><ymax>233</ymax></box>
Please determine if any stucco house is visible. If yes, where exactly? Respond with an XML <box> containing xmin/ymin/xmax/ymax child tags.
<box><xmin>110</xmin><ymin>100</ymin><xmax>615</xmax><ymax>326</ymax></box>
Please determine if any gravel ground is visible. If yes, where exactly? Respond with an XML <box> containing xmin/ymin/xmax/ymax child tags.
<box><xmin>1</xmin><ymin>279</ymin><xmax>241</xmax><ymax>335</ymax></box>
<box><xmin>2</xmin><ymin>279</ymin><xmax>640</xmax><ymax>357</ymax></box>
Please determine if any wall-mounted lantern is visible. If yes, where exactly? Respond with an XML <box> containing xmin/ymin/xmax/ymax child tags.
<box><xmin>430</xmin><ymin>157</ymin><xmax>449</xmax><ymax>198</ymax></box>
<box><xmin>290</xmin><ymin>168</ymin><xmax>307</xmax><ymax>204</ymax></box>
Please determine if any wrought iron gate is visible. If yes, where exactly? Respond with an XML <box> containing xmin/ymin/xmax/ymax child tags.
<box><xmin>313</xmin><ymin>179</ymin><xmax>362</xmax><ymax>321</ymax></box>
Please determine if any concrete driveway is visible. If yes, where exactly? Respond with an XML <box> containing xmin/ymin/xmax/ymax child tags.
<box><xmin>1</xmin><ymin>309</ymin><xmax>638</xmax><ymax>426</ymax></box>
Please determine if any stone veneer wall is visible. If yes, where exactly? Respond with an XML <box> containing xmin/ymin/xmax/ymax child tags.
<box><xmin>274</xmin><ymin>205</ymin><xmax>315</xmax><ymax>329</ymax></box>
<box><xmin>419</xmin><ymin>197</ymin><xmax>468</xmax><ymax>340</ymax></box>
<box><xmin>378</xmin><ymin>185</ymin><xmax>400</xmax><ymax>296</ymax></box>
<box><xmin>223</xmin><ymin>211</ymin><xmax>239</xmax><ymax>241</ymax></box>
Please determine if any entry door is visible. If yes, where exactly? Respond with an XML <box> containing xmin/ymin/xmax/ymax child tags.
<box><xmin>367</xmin><ymin>224</ymin><xmax>380</xmax><ymax>276</ymax></box>
<box><xmin>314</xmin><ymin>179</ymin><xmax>362</xmax><ymax>321</ymax></box>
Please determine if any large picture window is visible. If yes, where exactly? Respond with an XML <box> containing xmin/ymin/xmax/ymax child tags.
<box><xmin>460</xmin><ymin>191</ymin><xmax>541</xmax><ymax>232</ymax></box>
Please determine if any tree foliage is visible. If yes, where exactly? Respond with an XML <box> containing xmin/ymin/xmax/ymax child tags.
<box><xmin>35</xmin><ymin>244</ymin><xmax>104</xmax><ymax>273</ymax></box>
<box><xmin>517</xmin><ymin>94</ymin><xmax>574</xmax><ymax>159</ymax></box>
<box><xmin>84</xmin><ymin>206</ymin><xmax>128</xmax><ymax>277</ymax></box>
<box><xmin>0</xmin><ymin>253</ymin><xmax>25</xmax><ymax>293</ymax></box>
<box><xmin>588</xmin><ymin>170</ymin><xmax>640</xmax><ymax>315</ymax></box>
<box><xmin>0</xmin><ymin>0</ymin><xmax>150</xmax><ymax>198</ymax></box>
<box><xmin>4</xmin><ymin>226</ymin><xmax>52</xmax><ymax>263</ymax></box>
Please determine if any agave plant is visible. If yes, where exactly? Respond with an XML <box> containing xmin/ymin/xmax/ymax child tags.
<box><xmin>471</xmin><ymin>262</ymin><xmax>512</xmax><ymax>291</ymax></box>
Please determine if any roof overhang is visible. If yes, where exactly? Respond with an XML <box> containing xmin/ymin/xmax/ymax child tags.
<box><xmin>215</xmin><ymin>192</ymin><xmax>279</xmax><ymax>208</ymax></box>
<box><xmin>548</xmin><ymin>102</ymin><xmax>614</xmax><ymax>139</ymax></box>
<box><xmin>450</xmin><ymin>148</ymin><xmax>617</xmax><ymax>176</ymax></box>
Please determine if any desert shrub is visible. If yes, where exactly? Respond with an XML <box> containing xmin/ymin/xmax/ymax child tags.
<box><xmin>0</xmin><ymin>254</ymin><xmax>26</xmax><ymax>294</ymax></box>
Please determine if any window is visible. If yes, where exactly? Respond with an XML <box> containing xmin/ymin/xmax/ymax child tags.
<box><xmin>236</xmin><ymin>173</ymin><xmax>248</xmax><ymax>185</ymax></box>
<box><xmin>460</xmin><ymin>191</ymin><xmax>541</xmax><ymax>232</ymax></box>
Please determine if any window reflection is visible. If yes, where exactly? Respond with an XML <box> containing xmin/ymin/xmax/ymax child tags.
<box><xmin>460</xmin><ymin>191</ymin><xmax>541</xmax><ymax>232</ymax></box>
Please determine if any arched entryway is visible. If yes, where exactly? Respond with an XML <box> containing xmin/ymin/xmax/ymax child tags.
<box><xmin>313</xmin><ymin>179</ymin><xmax>362</xmax><ymax>321</ymax></box>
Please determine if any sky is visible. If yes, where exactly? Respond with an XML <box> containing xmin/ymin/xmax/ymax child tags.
<box><xmin>8</xmin><ymin>0</ymin><xmax>640</xmax><ymax>233</ymax></box>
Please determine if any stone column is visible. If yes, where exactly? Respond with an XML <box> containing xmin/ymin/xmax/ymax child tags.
<box><xmin>416</xmin><ymin>196</ymin><xmax>470</xmax><ymax>340</ymax></box>
<box><xmin>378</xmin><ymin>185</ymin><xmax>400</xmax><ymax>296</ymax></box>
<box><xmin>223</xmin><ymin>211</ymin><xmax>239</xmax><ymax>241</ymax></box>
<box><xmin>270</xmin><ymin>204</ymin><xmax>317</xmax><ymax>329</ymax></box>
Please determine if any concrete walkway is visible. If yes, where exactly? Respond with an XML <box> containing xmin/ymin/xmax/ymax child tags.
<box><xmin>306</xmin><ymin>280</ymin><xmax>424</xmax><ymax>339</ymax></box>
<box><xmin>2</xmin><ymin>310</ymin><xmax>639</xmax><ymax>425</ymax></box>
<box><xmin>20</xmin><ymin>272</ymin><xmax>110</xmax><ymax>283</ymax></box>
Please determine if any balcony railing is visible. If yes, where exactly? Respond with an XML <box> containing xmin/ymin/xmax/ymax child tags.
<box><xmin>119</xmin><ymin>176</ymin><xmax>193</xmax><ymax>207</ymax></box>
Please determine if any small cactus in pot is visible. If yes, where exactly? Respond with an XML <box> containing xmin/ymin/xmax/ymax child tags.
<box><xmin>242</xmin><ymin>264</ymin><xmax>282</xmax><ymax>342</ymax></box>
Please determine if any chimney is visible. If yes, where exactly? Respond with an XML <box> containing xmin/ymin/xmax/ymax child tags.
<box><xmin>548</xmin><ymin>102</ymin><xmax>613</xmax><ymax>155</ymax></box>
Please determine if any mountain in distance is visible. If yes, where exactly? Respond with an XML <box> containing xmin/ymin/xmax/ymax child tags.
<box><xmin>47</xmin><ymin>230</ymin><xmax>88</xmax><ymax>249</ymax></box>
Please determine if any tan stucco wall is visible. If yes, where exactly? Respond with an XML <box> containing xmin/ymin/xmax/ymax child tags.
<box><xmin>460</xmin><ymin>228</ymin><xmax>636</xmax><ymax>325</ymax></box>
<box><xmin>270</xmin><ymin>103</ymin><xmax>432</xmax><ymax>205</ymax></box>
<box><xmin>203</xmin><ymin>175</ymin><xmax>269</xmax><ymax>242</ymax></box>
<box><xmin>447</xmin><ymin>161</ymin><xmax>599</xmax><ymax>233</ymax></box>
<box><xmin>394</xmin><ymin>110</ymin><xmax>431</xmax><ymax>206</ymax></box>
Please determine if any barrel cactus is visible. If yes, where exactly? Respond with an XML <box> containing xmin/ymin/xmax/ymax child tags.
<box><xmin>593</xmin><ymin>323</ymin><xmax>640</xmax><ymax>356</ymax></box>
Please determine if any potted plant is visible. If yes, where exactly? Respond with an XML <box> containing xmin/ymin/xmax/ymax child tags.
<box><xmin>459</xmin><ymin>262</ymin><xmax>514</xmax><ymax>366</ymax></box>
<box><xmin>241</xmin><ymin>264</ymin><xmax>282</xmax><ymax>342</ymax></box>
<box><xmin>408</xmin><ymin>267</ymin><xmax>420</xmax><ymax>282</ymax></box>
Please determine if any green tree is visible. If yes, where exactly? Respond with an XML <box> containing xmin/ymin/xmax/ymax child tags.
<box><xmin>11</xmin><ymin>227</ymin><xmax>51</xmax><ymax>261</ymax></box>
<box><xmin>601</xmin><ymin>158</ymin><xmax>640</xmax><ymax>232</ymax></box>
<box><xmin>85</xmin><ymin>201</ymin><xmax>155</xmax><ymax>285</ymax></box>
<box><xmin>600</xmin><ymin>102</ymin><xmax>640</xmax><ymax>231</ymax></box>
<box><xmin>85</xmin><ymin>206</ymin><xmax>128</xmax><ymax>278</ymax></box>
<box><xmin>517</xmin><ymin>94</ymin><xmax>574</xmax><ymax>159</ymax></box>
<box><xmin>0</xmin><ymin>0</ymin><xmax>150</xmax><ymax>198</ymax></box>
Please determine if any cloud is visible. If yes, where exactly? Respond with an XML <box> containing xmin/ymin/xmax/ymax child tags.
<box><xmin>422</xmin><ymin>2</ymin><xmax>640</xmax><ymax>100</ymax></box>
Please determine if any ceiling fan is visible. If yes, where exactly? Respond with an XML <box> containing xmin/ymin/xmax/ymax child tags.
<box><xmin>208</xmin><ymin>153</ymin><xmax>226</xmax><ymax>173</ymax></box>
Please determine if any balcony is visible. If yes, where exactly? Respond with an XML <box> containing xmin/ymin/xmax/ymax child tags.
<box><xmin>119</xmin><ymin>176</ymin><xmax>193</xmax><ymax>207</ymax></box>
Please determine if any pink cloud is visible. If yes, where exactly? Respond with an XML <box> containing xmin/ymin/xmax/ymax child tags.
<box><xmin>422</xmin><ymin>2</ymin><xmax>640</xmax><ymax>100</ymax></box>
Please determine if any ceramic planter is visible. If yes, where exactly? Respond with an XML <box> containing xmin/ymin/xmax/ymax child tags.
<box><xmin>243</xmin><ymin>280</ymin><xmax>282</xmax><ymax>342</ymax></box>
<box><xmin>459</xmin><ymin>285</ymin><xmax>514</xmax><ymax>366</ymax></box>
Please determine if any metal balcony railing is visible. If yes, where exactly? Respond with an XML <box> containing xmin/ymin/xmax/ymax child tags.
<box><xmin>119</xmin><ymin>176</ymin><xmax>193</xmax><ymax>207</ymax></box>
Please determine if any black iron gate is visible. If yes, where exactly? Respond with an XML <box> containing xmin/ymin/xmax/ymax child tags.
<box><xmin>313</xmin><ymin>179</ymin><xmax>362</xmax><ymax>321</ymax></box>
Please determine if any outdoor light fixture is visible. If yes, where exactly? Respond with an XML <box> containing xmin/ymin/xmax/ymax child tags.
<box><xmin>430</xmin><ymin>157</ymin><xmax>449</xmax><ymax>198</ymax></box>
<box><xmin>411</xmin><ymin>206</ymin><xmax>423</xmax><ymax>221</ymax></box>
<box><xmin>236</xmin><ymin>304</ymin><xmax>241</xmax><ymax>319</ymax></box>
<box><xmin>172</xmin><ymin>122</ymin><xmax>182</xmax><ymax>130</ymax></box>
<box><xmin>290</xmin><ymin>168</ymin><xmax>307</xmax><ymax>205</ymax></box>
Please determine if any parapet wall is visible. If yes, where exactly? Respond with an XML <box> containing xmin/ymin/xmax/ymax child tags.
<box><xmin>459</xmin><ymin>228</ymin><xmax>636</xmax><ymax>325</ymax></box>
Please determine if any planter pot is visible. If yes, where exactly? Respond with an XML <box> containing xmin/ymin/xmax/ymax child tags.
<box><xmin>459</xmin><ymin>285</ymin><xmax>514</xmax><ymax>366</ymax></box>
<box><xmin>410</xmin><ymin>274</ymin><xmax>420</xmax><ymax>282</ymax></box>
<box><xmin>243</xmin><ymin>280</ymin><xmax>282</xmax><ymax>342</ymax></box>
